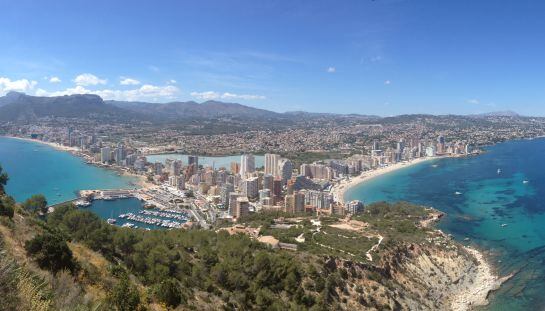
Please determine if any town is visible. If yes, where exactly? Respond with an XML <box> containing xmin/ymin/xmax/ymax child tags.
<box><xmin>10</xmin><ymin>122</ymin><xmax>485</xmax><ymax>231</ymax></box>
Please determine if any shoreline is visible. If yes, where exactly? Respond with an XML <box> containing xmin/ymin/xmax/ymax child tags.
<box><xmin>7</xmin><ymin>135</ymin><xmax>80</xmax><ymax>153</ymax></box>
<box><xmin>331</xmin><ymin>155</ymin><xmax>509</xmax><ymax>309</ymax></box>
<box><xmin>331</xmin><ymin>156</ymin><xmax>442</xmax><ymax>204</ymax></box>
<box><xmin>450</xmin><ymin>246</ymin><xmax>511</xmax><ymax>311</ymax></box>
<box><xmin>4</xmin><ymin>135</ymin><xmax>153</xmax><ymax>190</ymax></box>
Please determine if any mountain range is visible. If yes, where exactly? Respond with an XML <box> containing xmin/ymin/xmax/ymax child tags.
<box><xmin>0</xmin><ymin>92</ymin><xmax>285</xmax><ymax>122</ymax></box>
<box><xmin>0</xmin><ymin>92</ymin><xmax>522</xmax><ymax>123</ymax></box>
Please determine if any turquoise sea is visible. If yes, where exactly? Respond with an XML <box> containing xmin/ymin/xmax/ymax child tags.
<box><xmin>345</xmin><ymin>138</ymin><xmax>545</xmax><ymax>310</ymax></box>
<box><xmin>0</xmin><ymin>137</ymin><xmax>137</xmax><ymax>205</ymax></box>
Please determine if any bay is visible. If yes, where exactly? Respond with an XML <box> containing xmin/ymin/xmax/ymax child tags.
<box><xmin>0</xmin><ymin>137</ymin><xmax>137</xmax><ymax>205</ymax></box>
<box><xmin>345</xmin><ymin>138</ymin><xmax>545</xmax><ymax>310</ymax></box>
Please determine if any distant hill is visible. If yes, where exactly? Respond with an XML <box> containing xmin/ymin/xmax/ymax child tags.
<box><xmin>471</xmin><ymin>110</ymin><xmax>520</xmax><ymax>117</ymax></box>
<box><xmin>107</xmin><ymin>99</ymin><xmax>281</xmax><ymax>120</ymax></box>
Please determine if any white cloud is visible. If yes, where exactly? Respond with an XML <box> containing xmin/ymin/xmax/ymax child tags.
<box><xmin>190</xmin><ymin>91</ymin><xmax>266</xmax><ymax>101</ymax></box>
<box><xmin>190</xmin><ymin>91</ymin><xmax>220</xmax><ymax>100</ymax></box>
<box><xmin>167</xmin><ymin>79</ymin><xmax>177</xmax><ymax>84</ymax></box>
<box><xmin>35</xmin><ymin>84</ymin><xmax>179</xmax><ymax>102</ymax></box>
<box><xmin>384</xmin><ymin>80</ymin><xmax>391</xmax><ymax>85</ymax></box>
<box><xmin>327</xmin><ymin>67</ymin><xmax>336</xmax><ymax>73</ymax></box>
<box><xmin>35</xmin><ymin>85</ymin><xmax>89</xmax><ymax>97</ymax></box>
<box><xmin>49</xmin><ymin>76</ymin><xmax>61</xmax><ymax>83</ymax></box>
<box><xmin>467</xmin><ymin>98</ymin><xmax>480</xmax><ymax>105</ymax></box>
<box><xmin>370</xmin><ymin>56</ymin><xmax>383</xmax><ymax>62</ymax></box>
<box><xmin>120</xmin><ymin>77</ymin><xmax>141</xmax><ymax>85</ymax></box>
<box><xmin>0</xmin><ymin>77</ymin><xmax>37</xmax><ymax>95</ymax></box>
<box><xmin>74</xmin><ymin>73</ymin><xmax>107</xmax><ymax>86</ymax></box>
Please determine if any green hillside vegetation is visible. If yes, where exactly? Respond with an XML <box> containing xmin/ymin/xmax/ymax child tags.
<box><xmin>0</xmin><ymin>164</ymin><xmax>449</xmax><ymax>310</ymax></box>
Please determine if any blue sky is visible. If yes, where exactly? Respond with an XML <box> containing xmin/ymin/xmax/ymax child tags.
<box><xmin>1</xmin><ymin>0</ymin><xmax>545</xmax><ymax>116</ymax></box>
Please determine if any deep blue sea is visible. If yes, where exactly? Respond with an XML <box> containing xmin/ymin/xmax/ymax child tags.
<box><xmin>346</xmin><ymin>138</ymin><xmax>545</xmax><ymax>310</ymax></box>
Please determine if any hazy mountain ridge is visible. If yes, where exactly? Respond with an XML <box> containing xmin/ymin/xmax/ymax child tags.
<box><xmin>107</xmin><ymin>99</ymin><xmax>281</xmax><ymax>120</ymax></box>
<box><xmin>0</xmin><ymin>92</ymin><xmax>527</xmax><ymax>124</ymax></box>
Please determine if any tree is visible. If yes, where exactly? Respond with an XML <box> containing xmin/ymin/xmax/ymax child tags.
<box><xmin>154</xmin><ymin>278</ymin><xmax>182</xmax><ymax>308</ymax></box>
<box><xmin>24</xmin><ymin>231</ymin><xmax>76</xmax><ymax>273</ymax></box>
<box><xmin>0</xmin><ymin>164</ymin><xmax>8</xmax><ymax>195</ymax></box>
<box><xmin>0</xmin><ymin>195</ymin><xmax>15</xmax><ymax>218</ymax></box>
<box><xmin>23</xmin><ymin>194</ymin><xmax>48</xmax><ymax>214</ymax></box>
<box><xmin>110</xmin><ymin>276</ymin><xmax>140</xmax><ymax>311</ymax></box>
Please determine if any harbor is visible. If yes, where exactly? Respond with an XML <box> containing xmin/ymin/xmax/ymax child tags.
<box><xmin>67</xmin><ymin>187</ymin><xmax>197</xmax><ymax>230</ymax></box>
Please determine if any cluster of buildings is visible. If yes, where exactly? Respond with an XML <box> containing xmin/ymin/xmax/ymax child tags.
<box><xmin>20</xmin><ymin>124</ymin><xmax>482</xmax><ymax>225</ymax></box>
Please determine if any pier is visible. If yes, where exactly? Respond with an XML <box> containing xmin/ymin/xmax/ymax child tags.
<box><xmin>47</xmin><ymin>198</ymin><xmax>81</xmax><ymax>211</ymax></box>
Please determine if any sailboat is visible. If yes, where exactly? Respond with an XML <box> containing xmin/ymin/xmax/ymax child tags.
<box><xmin>497</xmin><ymin>168</ymin><xmax>502</xmax><ymax>174</ymax></box>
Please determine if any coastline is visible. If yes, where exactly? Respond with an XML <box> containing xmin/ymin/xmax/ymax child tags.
<box><xmin>7</xmin><ymin>135</ymin><xmax>80</xmax><ymax>152</ymax></box>
<box><xmin>331</xmin><ymin>156</ymin><xmax>441</xmax><ymax>204</ymax></box>
<box><xmin>332</xmin><ymin>155</ymin><xmax>508</xmax><ymax>310</ymax></box>
<box><xmin>450</xmin><ymin>246</ymin><xmax>511</xmax><ymax>311</ymax></box>
<box><xmin>4</xmin><ymin>136</ymin><xmax>152</xmax><ymax>190</ymax></box>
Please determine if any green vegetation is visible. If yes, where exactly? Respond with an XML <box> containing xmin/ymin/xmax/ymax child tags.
<box><xmin>109</xmin><ymin>275</ymin><xmax>141</xmax><ymax>311</ymax></box>
<box><xmin>0</xmin><ymin>195</ymin><xmax>15</xmax><ymax>218</ymax></box>
<box><xmin>23</xmin><ymin>194</ymin><xmax>48</xmax><ymax>214</ymax></box>
<box><xmin>24</xmin><ymin>230</ymin><xmax>77</xmax><ymax>274</ymax></box>
<box><xmin>45</xmin><ymin>204</ymin><xmax>321</xmax><ymax>309</ymax></box>
<box><xmin>280</xmin><ymin>151</ymin><xmax>344</xmax><ymax>168</ymax></box>
<box><xmin>354</xmin><ymin>201</ymin><xmax>431</xmax><ymax>243</ymax></box>
<box><xmin>0</xmin><ymin>164</ymin><xmax>8</xmax><ymax>194</ymax></box>
<box><xmin>0</xmin><ymin>165</ymin><xmax>449</xmax><ymax>310</ymax></box>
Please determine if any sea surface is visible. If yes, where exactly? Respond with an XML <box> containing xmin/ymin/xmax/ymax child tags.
<box><xmin>0</xmin><ymin>137</ymin><xmax>137</xmax><ymax>205</ymax></box>
<box><xmin>345</xmin><ymin>138</ymin><xmax>545</xmax><ymax>310</ymax></box>
<box><xmin>146</xmin><ymin>153</ymin><xmax>264</xmax><ymax>171</ymax></box>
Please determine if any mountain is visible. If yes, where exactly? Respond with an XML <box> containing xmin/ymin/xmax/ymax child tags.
<box><xmin>107</xmin><ymin>99</ymin><xmax>281</xmax><ymax>120</ymax></box>
<box><xmin>0</xmin><ymin>91</ymin><xmax>26</xmax><ymax>107</ymax></box>
<box><xmin>0</xmin><ymin>93</ymin><xmax>140</xmax><ymax>122</ymax></box>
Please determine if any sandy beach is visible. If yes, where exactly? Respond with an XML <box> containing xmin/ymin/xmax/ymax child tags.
<box><xmin>7</xmin><ymin>136</ymin><xmax>80</xmax><ymax>152</ymax></box>
<box><xmin>331</xmin><ymin>156</ymin><xmax>440</xmax><ymax>204</ymax></box>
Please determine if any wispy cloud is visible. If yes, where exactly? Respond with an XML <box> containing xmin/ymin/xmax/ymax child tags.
<box><xmin>384</xmin><ymin>80</ymin><xmax>391</xmax><ymax>85</ymax></box>
<box><xmin>467</xmin><ymin>98</ymin><xmax>480</xmax><ymax>105</ymax></box>
<box><xmin>327</xmin><ymin>67</ymin><xmax>336</xmax><ymax>73</ymax></box>
<box><xmin>190</xmin><ymin>91</ymin><xmax>266</xmax><ymax>101</ymax></box>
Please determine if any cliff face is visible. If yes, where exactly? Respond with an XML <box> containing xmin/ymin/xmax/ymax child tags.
<box><xmin>324</xmin><ymin>237</ymin><xmax>494</xmax><ymax>311</ymax></box>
